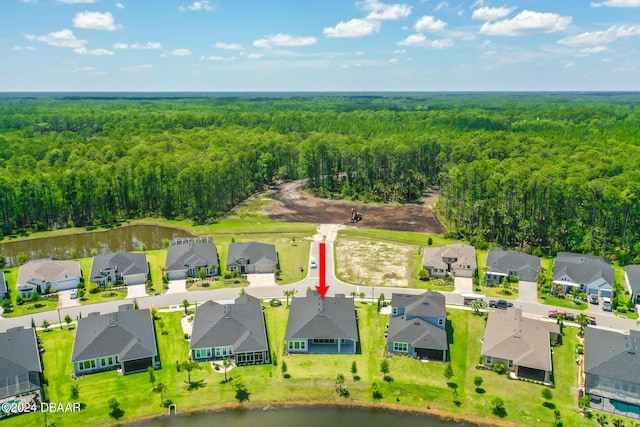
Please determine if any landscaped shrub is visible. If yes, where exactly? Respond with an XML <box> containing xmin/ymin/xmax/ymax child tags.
<box><xmin>493</xmin><ymin>363</ymin><xmax>507</xmax><ymax>375</ymax></box>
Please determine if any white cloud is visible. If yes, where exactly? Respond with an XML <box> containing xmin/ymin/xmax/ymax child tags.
<box><xmin>389</xmin><ymin>58</ymin><xmax>398</xmax><ymax>63</ymax></box>
<box><xmin>21</xmin><ymin>0</ymin><xmax>38</xmax><ymax>3</ymax></box>
<box><xmin>242</xmin><ymin>53</ymin><xmax>263</xmax><ymax>59</ymax></box>
<box><xmin>415</xmin><ymin>15</ymin><xmax>447</xmax><ymax>32</ymax></box>
<box><xmin>479</xmin><ymin>10</ymin><xmax>572</xmax><ymax>36</ymax></box>
<box><xmin>397</xmin><ymin>33</ymin><xmax>453</xmax><ymax>48</ymax></box>
<box><xmin>12</xmin><ymin>45</ymin><xmax>36</xmax><ymax>51</ymax></box>
<box><xmin>74</xmin><ymin>47</ymin><xmax>114</xmax><ymax>55</ymax></box>
<box><xmin>123</xmin><ymin>64</ymin><xmax>153</xmax><ymax>71</ymax></box>
<box><xmin>602</xmin><ymin>57</ymin><xmax>612</xmax><ymax>62</ymax></box>
<box><xmin>76</xmin><ymin>66</ymin><xmax>94</xmax><ymax>72</ymax></box>
<box><xmin>172</xmin><ymin>49</ymin><xmax>192</xmax><ymax>56</ymax></box>
<box><xmin>25</xmin><ymin>29</ymin><xmax>86</xmax><ymax>48</ymax></box>
<box><xmin>57</xmin><ymin>0</ymin><xmax>96</xmax><ymax>3</ymax></box>
<box><xmin>201</xmin><ymin>55</ymin><xmax>237</xmax><ymax>61</ymax></box>
<box><xmin>215</xmin><ymin>42</ymin><xmax>243</xmax><ymax>50</ymax></box>
<box><xmin>434</xmin><ymin>1</ymin><xmax>448</xmax><ymax>11</ymax></box>
<box><xmin>471</xmin><ymin>6</ymin><xmax>514</xmax><ymax>21</ymax></box>
<box><xmin>591</xmin><ymin>0</ymin><xmax>640</xmax><ymax>6</ymax></box>
<box><xmin>113</xmin><ymin>43</ymin><xmax>128</xmax><ymax>49</ymax></box>
<box><xmin>253</xmin><ymin>33</ymin><xmax>318</xmax><ymax>48</ymax></box>
<box><xmin>179</xmin><ymin>1</ymin><xmax>217</xmax><ymax>12</ymax></box>
<box><xmin>359</xmin><ymin>0</ymin><xmax>412</xmax><ymax>20</ymax></box>
<box><xmin>558</xmin><ymin>25</ymin><xmax>640</xmax><ymax>46</ymax></box>
<box><xmin>580</xmin><ymin>45</ymin><xmax>608</xmax><ymax>54</ymax></box>
<box><xmin>131</xmin><ymin>42</ymin><xmax>162</xmax><ymax>49</ymax></box>
<box><xmin>116</xmin><ymin>2</ymin><xmax>124</xmax><ymax>8</ymax></box>
<box><xmin>324</xmin><ymin>18</ymin><xmax>381</xmax><ymax>38</ymax></box>
<box><xmin>394</xmin><ymin>49</ymin><xmax>406</xmax><ymax>54</ymax></box>
<box><xmin>73</xmin><ymin>11</ymin><xmax>119</xmax><ymax>31</ymax></box>
<box><xmin>563</xmin><ymin>62</ymin><xmax>575</xmax><ymax>68</ymax></box>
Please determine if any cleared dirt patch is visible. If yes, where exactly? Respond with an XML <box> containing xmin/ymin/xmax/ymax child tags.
<box><xmin>264</xmin><ymin>181</ymin><xmax>446</xmax><ymax>234</ymax></box>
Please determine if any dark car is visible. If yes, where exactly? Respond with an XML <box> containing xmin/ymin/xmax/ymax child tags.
<box><xmin>490</xmin><ymin>299</ymin><xmax>513</xmax><ymax>309</ymax></box>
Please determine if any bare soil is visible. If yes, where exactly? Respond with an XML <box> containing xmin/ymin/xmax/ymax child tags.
<box><xmin>264</xmin><ymin>181</ymin><xmax>447</xmax><ymax>234</ymax></box>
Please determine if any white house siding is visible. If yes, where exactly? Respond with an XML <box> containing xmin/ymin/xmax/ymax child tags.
<box><xmin>166</xmin><ymin>270</ymin><xmax>187</xmax><ymax>280</ymax></box>
<box><xmin>124</xmin><ymin>273</ymin><xmax>148</xmax><ymax>286</ymax></box>
<box><xmin>54</xmin><ymin>275</ymin><xmax>81</xmax><ymax>291</ymax></box>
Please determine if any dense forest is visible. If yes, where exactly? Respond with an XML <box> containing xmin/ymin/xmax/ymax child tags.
<box><xmin>1</xmin><ymin>93</ymin><xmax>639</xmax><ymax>263</ymax></box>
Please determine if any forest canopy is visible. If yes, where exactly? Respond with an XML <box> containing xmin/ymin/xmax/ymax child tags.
<box><xmin>1</xmin><ymin>93</ymin><xmax>639</xmax><ymax>263</ymax></box>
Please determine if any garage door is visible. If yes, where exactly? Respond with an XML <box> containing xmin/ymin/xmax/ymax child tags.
<box><xmin>167</xmin><ymin>270</ymin><xmax>187</xmax><ymax>280</ymax></box>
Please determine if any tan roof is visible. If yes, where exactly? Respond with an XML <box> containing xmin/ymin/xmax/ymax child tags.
<box><xmin>481</xmin><ymin>308</ymin><xmax>559</xmax><ymax>372</ymax></box>
<box><xmin>422</xmin><ymin>243</ymin><xmax>476</xmax><ymax>272</ymax></box>
<box><xmin>18</xmin><ymin>259</ymin><xmax>81</xmax><ymax>285</ymax></box>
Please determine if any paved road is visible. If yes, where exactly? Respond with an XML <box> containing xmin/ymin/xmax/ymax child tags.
<box><xmin>1</xmin><ymin>238</ymin><xmax>637</xmax><ymax>334</ymax></box>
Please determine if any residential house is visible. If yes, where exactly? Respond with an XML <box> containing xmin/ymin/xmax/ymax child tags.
<box><xmin>285</xmin><ymin>290</ymin><xmax>358</xmax><ymax>354</ymax></box>
<box><xmin>552</xmin><ymin>252</ymin><xmax>615</xmax><ymax>298</ymax></box>
<box><xmin>190</xmin><ymin>294</ymin><xmax>269</xmax><ymax>365</ymax></box>
<box><xmin>0</xmin><ymin>327</ymin><xmax>42</xmax><ymax>414</ymax></box>
<box><xmin>625</xmin><ymin>265</ymin><xmax>640</xmax><ymax>306</ymax></box>
<box><xmin>90</xmin><ymin>252</ymin><xmax>149</xmax><ymax>287</ymax></box>
<box><xmin>71</xmin><ymin>304</ymin><xmax>158</xmax><ymax>376</ymax></box>
<box><xmin>422</xmin><ymin>243</ymin><xmax>476</xmax><ymax>278</ymax></box>
<box><xmin>387</xmin><ymin>291</ymin><xmax>448</xmax><ymax>361</ymax></box>
<box><xmin>16</xmin><ymin>259</ymin><xmax>82</xmax><ymax>297</ymax></box>
<box><xmin>585</xmin><ymin>327</ymin><xmax>640</xmax><ymax>415</ymax></box>
<box><xmin>165</xmin><ymin>238</ymin><xmax>219</xmax><ymax>280</ymax></box>
<box><xmin>0</xmin><ymin>271</ymin><xmax>7</xmax><ymax>300</ymax></box>
<box><xmin>481</xmin><ymin>307</ymin><xmax>560</xmax><ymax>384</ymax></box>
<box><xmin>226</xmin><ymin>242</ymin><xmax>278</xmax><ymax>274</ymax></box>
<box><xmin>485</xmin><ymin>248</ymin><xmax>541</xmax><ymax>283</ymax></box>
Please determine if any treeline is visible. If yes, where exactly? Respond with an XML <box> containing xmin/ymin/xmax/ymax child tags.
<box><xmin>1</xmin><ymin>94</ymin><xmax>639</xmax><ymax>263</ymax></box>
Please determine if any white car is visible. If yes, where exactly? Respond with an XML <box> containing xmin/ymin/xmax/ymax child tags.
<box><xmin>70</xmin><ymin>289</ymin><xmax>78</xmax><ymax>299</ymax></box>
<box><xmin>602</xmin><ymin>297</ymin><xmax>612</xmax><ymax>312</ymax></box>
<box><xmin>310</xmin><ymin>260</ymin><xmax>317</xmax><ymax>269</ymax></box>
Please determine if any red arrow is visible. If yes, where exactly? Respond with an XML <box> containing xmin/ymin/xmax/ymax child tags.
<box><xmin>316</xmin><ymin>242</ymin><xmax>329</xmax><ymax>299</ymax></box>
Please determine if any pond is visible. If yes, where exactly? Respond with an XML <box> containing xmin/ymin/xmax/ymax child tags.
<box><xmin>129</xmin><ymin>406</ymin><xmax>479</xmax><ymax>427</ymax></box>
<box><xmin>0</xmin><ymin>224</ymin><xmax>193</xmax><ymax>267</ymax></box>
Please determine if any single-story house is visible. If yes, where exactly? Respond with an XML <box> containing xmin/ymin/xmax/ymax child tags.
<box><xmin>0</xmin><ymin>271</ymin><xmax>7</xmax><ymax>300</ymax></box>
<box><xmin>285</xmin><ymin>290</ymin><xmax>358</xmax><ymax>354</ymax></box>
<box><xmin>485</xmin><ymin>248</ymin><xmax>541</xmax><ymax>283</ymax></box>
<box><xmin>585</xmin><ymin>327</ymin><xmax>640</xmax><ymax>415</ymax></box>
<box><xmin>552</xmin><ymin>252</ymin><xmax>614</xmax><ymax>298</ymax></box>
<box><xmin>71</xmin><ymin>304</ymin><xmax>158</xmax><ymax>376</ymax></box>
<box><xmin>387</xmin><ymin>291</ymin><xmax>448</xmax><ymax>361</ymax></box>
<box><xmin>16</xmin><ymin>259</ymin><xmax>82</xmax><ymax>297</ymax></box>
<box><xmin>226</xmin><ymin>242</ymin><xmax>278</xmax><ymax>274</ymax></box>
<box><xmin>90</xmin><ymin>252</ymin><xmax>149</xmax><ymax>286</ymax></box>
<box><xmin>190</xmin><ymin>294</ymin><xmax>269</xmax><ymax>365</ymax></box>
<box><xmin>625</xmin><ymin>265</ymin><xmax>640</xmax><ymax>306</ymax></box>
<box><xmin>165</xmin><ymin>239</ymin><xmax>219</xmax><ymax>280</ymax></box>
<box><xmin>0</xmin><ymin>327</ymin><xmax>42</xmax><ymax>414</ymax></box>
<box><xmin>481</xmin><ymin>307</ymin><xmax>560</xmax><ymax>384</ymax></box>
<box><xmin>422</xmin><ymin>243</ymin><xmax>476</xmax><ymax>278</ymax></box>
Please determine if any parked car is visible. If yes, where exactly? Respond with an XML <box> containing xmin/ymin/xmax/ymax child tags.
<box><xmin>548</xmin><ymin>310</ymin><xmax>575</xmax><ymax>321</ymax></box>
<box><xmin>70</xmin><ymin>289</ymin><xmax>78</xmax><ymax>299</ymax></box>
<box><xmin>590</xmin><ymin>294</ymin><xmax>599</xmax><ymax>305</ymax></box>
<box><xmin>602</xmin><ymin>297</ymin><xmax>612</xmax><ymax>312</ymax></box>
<box><xmin>489</xmin><ymin>299</ymin><xmax>513</xmax><ymax>309</ymax></box>
<box><xmin>588</xmin><ymin>316</ymin><xmax>597</xmax><ymax>325</ymax></box>
<box><xmin>309</xmin><ymin>260</ymin><xmax>317</xmax><ymax>269</ymax></box>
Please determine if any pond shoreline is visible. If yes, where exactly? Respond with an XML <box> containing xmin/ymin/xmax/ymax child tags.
<box><xmin>120</xmin><ymin>399</ymin><xmax>520</xmax><ymax>427</ymax></box>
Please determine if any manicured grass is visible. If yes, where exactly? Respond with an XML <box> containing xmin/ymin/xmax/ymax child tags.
<box><xmin>186</xmin><ymin>278</ymin><xmax>246</xmax><ymax>291</ymax></box>
<box><xmin>146</xmin><ymin>249</ymin><xmax>167</xmax><ymax>294</ymax></box>
<box><xmin>339</xmin><ymin>228</ymin><xmax>455</xmax><ymax>247</ymax></box>
<box><xmin>79</xmin><ymin>289</ymin><xmax>127</xmax><ymax>305</ymax></box>
<box><xmin>478</xmin><ymin>285</ymin><xmax>519</xmax><ymax>300</ymax></box>
<box><xmin>539</xmin><ymin>294</ymin><xmax>588</xmax><ymax>311</ymax></box>
<box><xmin>415</xmin><ymin>279</ymin><xmax>455</xmax><ymax>292</ymax></box>
<box><xmin>1</xmin><ymin>267</ymin><xmax>59</xmax><ymax>318</ymax></box>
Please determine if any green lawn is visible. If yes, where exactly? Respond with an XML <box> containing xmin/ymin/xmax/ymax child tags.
<box><xmin>79</xmin><ymin>289</ymin><xmax>127</xmax><ymax>305</ymax></box>
<box><xmin>477</xmin><ymin>285</ymin><xmax>519</xmax><ymax>300</ymax></box>
<box><xmin>186</xmin><ymin>278</ymin><xmax>246</xmax><ymax>291</ymax></box>
<box><xmin>2</xmin><ymin>267</ymin><xmax>59</xmax><ymax>318</ymax></box>
<box><xmin>3</xmin><ymin>304</ymin><xmax>596</xmax><ymax>427</ymax></box>
<box><xmin>539</xmin><ymin>294</ymin><xmax>588</xmax><ymax>311</ymax></box>
<box><xmin>146</xmin><ymin>249</ymin><xmax>168</xmax><ymax>294</ymax></box>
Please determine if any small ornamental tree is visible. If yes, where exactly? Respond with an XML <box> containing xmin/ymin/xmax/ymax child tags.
<box><xmin>380</xmin><ymin>359</ymin><xmax>390</xmax><ymax>381</ymax></box>
<box><xmin>542</xmin><ymin>388</ymin><xmax>553</xmax><ymax>406</ymax></box>
<box><xmin>155</xmin><ymin>383</ymin><xmax>167</xmax><ymax>406</ymax></box>
<box><xmin>444</xmin><ymin>363</ymin><xmax>454</xmax><ymax>381</ymax></box>
<box><xmin>198</xmin><ymin>267</ymin><xmax>207</xmax><ymax>281</ymax></box>
<box><xmin>492</xmin><ymin>397</ymin><xmax>505</xmax><ymax>417</ymax></box>
<box><xmin>64</xmin><ymin>314</ymin><xmax>73</xmax><ymax>329</ymax></box>
<box><xmin>281</xmin><ymin>361</ymin><xmax>288</xmax><ymax>378</ymax></box>
<box><xmin>473</xmin><ymin>376</ymin><xmax>483</xmax><ymax>391</ymax></box>
<box><xmin>41</xmin><ymin>320</ymin><xmax>50</xmax><ymax>331</ymax></box>
<box><xmin>70</xmin><ymin>384</ymin><xmax>80</xmax><ymax>401</ymax></box>
<box><xmin>351</xmin><ymin>361</ymin><xmax>358</xmax><ymax>379</ymax></box>
<box><xmin>148</xmin><ymin>367</ymin><xmax>156</xmax><ymax>390</ymax></box>
<box><xmin>182</xmin><ymin>299</ymin><xmax>190</xmax><ymax>315</ymax></box>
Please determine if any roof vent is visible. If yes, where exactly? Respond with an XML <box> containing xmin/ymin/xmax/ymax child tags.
<box><xmin>108</xmin><ymin>313</ymin><xmax>118</xmax><ymax>327</ymax></box>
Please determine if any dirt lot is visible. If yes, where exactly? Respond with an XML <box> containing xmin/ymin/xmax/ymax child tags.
<box><xmin>264</xmin><ymin>181</ymin><xmax>447</xmax><ymax>234</ymax></box>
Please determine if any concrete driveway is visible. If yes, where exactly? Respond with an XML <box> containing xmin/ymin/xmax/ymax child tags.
<box><xmin>247</xmin><ymin>273</ymin><xmax>276</xmax><ymax>287</ymax></box>
<box><xmin>166</xmin><ymin>279</ymin><xmax>186</xmax><ymax>294</ymax></box>
<box><xmin>126</xmin><ymin>284</ymin><xmax>148</xmax><ymax>299</ymax></box>
<box><xmin>518</xmin><ymin>280</ymin><xmax>538</xmax><ymax>304</ymax></box>
<box><xmin>57</xmin><ymin>289</ymin><xmax>80</xmax><ymax>308</ymax></box>
<box><xmin>454</xmin><ymin>277</ymin><xmax>473</xmax><ymax>294</ymax></box>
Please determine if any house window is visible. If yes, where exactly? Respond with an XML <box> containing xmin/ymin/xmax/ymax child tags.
<box><xmin>438</xmin><ymin>318</ymin><xmax>444</xmax><ymax>327</ymax></box>
<box><xmin>312</xmin><ymin>339</ymin><xmax>335</xmax><ymax>344</ymax></box>
<box><xmin>393</xmin><ymin>342</ymin><xmax>408</xmax><ymax>352</ymax></box>
<box><xmin>288</xmin><ymin>340</ymin><xmax>306</xmax><ymax>350</ymax></box>
<box><xmin>195</xmin><ymin>348</ymin><xmax>212</xmax><ymax>359</ymax></box>
<box><xmin>508</xmin><ymin>360</ymin><xmax>513</xmax><ymax>369</ymax></box>
<box><xmin>486</xmin><ymin>356</ymin><xmax>492</xmax><ymax>365</ymax></box>
<box><xmin>392</xmin><ymin>307</ymin><xmax>398</xmax><ymax>315</ymax></box>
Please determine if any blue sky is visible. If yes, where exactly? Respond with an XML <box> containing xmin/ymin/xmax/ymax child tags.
<box><xmin>1</xmin><ymin>0</ymin><xmax>640</xmax><ymax>91</ymax></box>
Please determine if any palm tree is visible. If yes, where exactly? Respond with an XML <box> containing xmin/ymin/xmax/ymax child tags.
<box><xmin>223</xmin><ymin>357</ymin><xmax>232</xmax><ymax>383</ymax></box>
<box><xmin>283</xmin><ymin>289</ymin><xmax>297</xmax><ymax>308</ymax></box>
<box><xmin>575</xmin><ymin>313</ymin><xmax>589</xmax><ymax>336</ymax></box>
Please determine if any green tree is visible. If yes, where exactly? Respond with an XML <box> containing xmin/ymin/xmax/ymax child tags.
<box><xmin>0</xmin><ymin>255</ymin><xmax>6</xmax><ymax>269</ymax></box>
<box><xmin>223</xmin><ymin>357</ymin><xmax>232</xmax><ymax>383</ymax></box>
<box><xmin>148</xmin><ymin>366</ymin><xmax>156</xmax><ymax>390</ymax></box>
<box><xmin>427</xmin><ymin>237</ymin><xmax>433</xmax><ymax>246</ymax></box>
<box><xmin>283</xmin><ymin>289</ymin><xmax>297</xmax><ymax>308</ymax></box>
<box><xmin>335</xmin><ymin>373</ymin><xmax>348</xmax><ymax>397</ymax></box>
<box><xmin>473</xmin><ymin>376</ymin><xmax>483</xmax><ymax>391</ymax></box>
<box><xmin>575</xmin><ymin>313</ymin><xmax>589</xmax><ymax>336</ymax></box>
<box><xmin>70</xmin><ymin>384</ymin><xmax>80</xmax><ymax>401</ymax></box>
<box><xmin>155</xmin><ymin>383</ymin><xmax>167</xmax><ymax>406</ymax></box>
<box><xmin>232</xmin><ymin>376</ymin><xmax>250</xmax><ymax>403</ymax></box>
<box><xmin>351</xmin><ymin>361</ymin><xmax>358</xmax><ymax>379</ymax></box>
<box><xmin>182</xmin><ymin>299</ymin><xmax>190</xmax><ymax>315</ymax></box>
<box><xmin>444</xmin><ymin>363</ymin><xmax>454</xmax><ymax>381</ymax></box>
<box><xmin>41</xmin><ymin>320</ymin><xmax>50</xmax><ymax>331</ymax></box>
<box><xmin>491</xmin><ymin>397</ymin><xmax>506</xmax><ymax>417</ymax></box>
<box><xmin>198</xmin><ymin>267</ymin><xmax>206</xmax><ymax>281</ymax></box>
<box><xmin>380</xmin><ymin>359</ymin><xmax>390</xmax><ymax>380</ymax></box>
<box><xmin>64</xmin><ymin>314</ymin><xmax>72</xmax><ymax>329</ymax></box>
<box><xmin>579</xmin><ymin>395</ymin><xmax>590</xmax><ymax>410</ymax></box>
<box><xmin>542</xmin><ymin>388</ymin><xmax>553</xmax><ymax>406</ymax></box>
<box><xmin>281</xmin><ymin>361</ymin><xmax>288</xmax><ymax>378</ymax></box>
<box><xmin>1</xmin><ymin>298</ymin><xmax>12</xmax><ymax>313</ymax></box>
<box><xmin>17</xmin><ymin>252</ymin><xmax>28</xmax><ymax>265</ymax></box>
<box><xmin>108</xmin><ymin>397</ymin><xmax>123</xmax><ymax>419</ymax></box>
<box><xmin>180</xmin><ymin>359</ymin><xmax>201</xmax><ymax>384</ymax></box>
<box><xmin>471</xmin><ymin>299</ymin><xmax>484</xmax><ymax>315</ymax></box>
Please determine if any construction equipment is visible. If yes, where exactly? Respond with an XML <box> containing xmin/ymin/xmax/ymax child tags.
<box><xmin>350</xmin><ymin>207</ymin><xmax>362</xmax><ymax>223</ymax></box>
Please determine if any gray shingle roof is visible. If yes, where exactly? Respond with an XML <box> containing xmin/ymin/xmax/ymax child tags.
<box><xmin>18</xmin><ymin>259</ymin><xmax>81</xmax><ymax>285</ymax></box>
<box><xmin>486</xmin><ymin>248</ymin><xmax>541</xmax><ymax>275</ymax></box>
<box><xmin>481</xmin><ymin>308</ymin><xmax>559</xmax><ymax>372</ymax></box>
<box><xmin>625</xmin><ymin>265</ymin><xmax>640</xmax><ymax>294</ymax></box>
<box><xmin>0</xmin><ymin>327</ymin><xmax>42</xmax><ymax>400</ymax></box>
<box><xmin>391</xmin><ymin>291</ymin><xmax>447</xmax><ymax>319</ymax></box>
<box><xmin>166</xmin><ymin>242</ymin><xmax>218</xmax><ymax>272</ymax></box>
<box><xmin>388</xmin><ymin>316</ymin><xmax>447</xmax><ymax>350</ymax></box>
<box><xmin>90</xmin><ymin>252</ymin><xmax>149</xmax><ymax>282</ymax></box>
<box><xmin>585</xmin><ymin>327</ymin><xmax>640</xmax><ymax>384</ymax></box>
<box><xmin>226</xmin><ymin>242</ymin><xmax>277</xmax><ymax>267</ymax></box>
<box><xmin>285</xmin><ymin>290</ymin><xmax>358</xmax><ymax>341</ymax></box>
<box><xmin>190</xmin><ymin>294</ymin><xmax>268</xmax><ymax>353</ymax></box>
<box><xmin>0</xmin><ymin>271</ymin><xmax>7</xmax><ymax>294</ymax></box>
<box><xmin>422</xmin><ymin>243</ymin><xmax>476</xmax><ymax>272</ymax></box>
<box><xmin>553</xmin><ymin>252</ymin><xmax>614</xmax><ymax>285</ymax></box>
<box><xmin>71</xmin><ymin>305</ymin><xmax>157</xmax><ymax>363</ymax></box>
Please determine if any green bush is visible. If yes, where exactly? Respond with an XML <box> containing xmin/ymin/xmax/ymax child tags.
<box><xmin>493</xmin><ymin>363</ymin><xmax>507</xmax><ymax>375</ymax></box>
